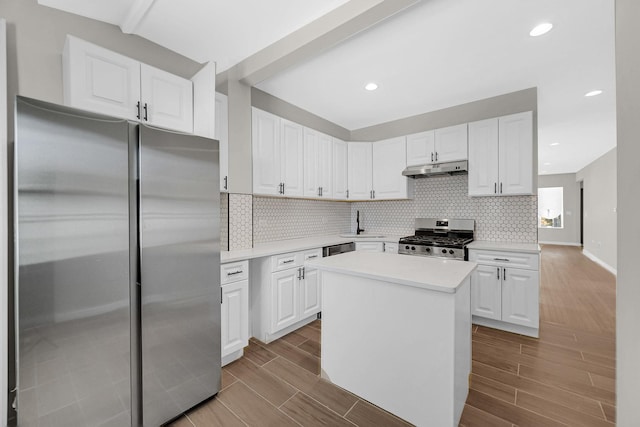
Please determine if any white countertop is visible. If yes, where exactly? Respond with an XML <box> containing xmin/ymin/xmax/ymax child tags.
<box><xmin>467</xmin><ymin>241</ymin><xmax>541</xmax><ymax>253</ymax></box>
<box><xmin>306</xmin><ymin>251</ymin><xmax>476</xmax><ymax>294</ymax></box>
<box><xmin>221</xmin><ymin>234</ymin><xmax>403</xmax><ymax>263</ymax></box>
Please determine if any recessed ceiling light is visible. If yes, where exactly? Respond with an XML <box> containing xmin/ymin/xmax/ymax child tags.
<box><xmin>530</xmin><ymin>22</ymin><xmax>553</xmax><ymax>37</ymax></box>
<box><xmin>550</xmin><ymin>142</ymin><xmax>560</xmax><ymax>147</ymax></box>
<box><xmin>585</xmin><ymin>90</ymin><xmax>603</xmax><ymax>97</ymax></box>
<box><xmin>365</xmin><ymin>82</ymin><xmax>378</xmax><ymax>91</ymax></box>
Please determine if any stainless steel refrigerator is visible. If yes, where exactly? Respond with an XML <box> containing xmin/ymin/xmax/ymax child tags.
<box><xmin>13</xmin><ymin>96</ymin><xmax>221</xmax><ymax>426</ymax></box>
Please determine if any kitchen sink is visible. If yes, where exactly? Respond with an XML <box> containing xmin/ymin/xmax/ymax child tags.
<box><xmin>339</xmin><ymin>233</ymin><xmax>386</xmax><ymax>238</ymax></box>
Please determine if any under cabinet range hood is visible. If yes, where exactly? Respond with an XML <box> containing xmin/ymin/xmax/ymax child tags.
<box><xmin>402</xmin><ymin>160</ymin><xmax>468</xmax><ymax>178</ymax></box>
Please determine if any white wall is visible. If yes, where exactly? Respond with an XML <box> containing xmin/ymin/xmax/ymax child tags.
<box><xmin>576</xmin><ymin>148</ymin><xmax>617</xmax><ymax>273</ymax></box>
<box><xmin>615</xmin><ymin>0</ymin><xmax>640</xmax><ymax>424</ymax></box>
<box><xmin>537</xmin><ymin>173</ymin><xmax>581</xmax><ymax>246</ymax></box>
<box><xmin>1</xmin><ymin>17</ymin><xmax>8</xmax><ymax>427</ymax></box>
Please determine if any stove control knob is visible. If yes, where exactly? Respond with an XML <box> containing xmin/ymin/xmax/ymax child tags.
<box><xmin>441</xmin><ymin>249</ymin><xmax>447</xmax><ymax>254</ymax></box>
<box><xmin>411</xmin><ymin>246</ymin><xmax>416</xmax><ymax>250</ymax></box>
<box><xmin>425</xmin><ymin>247</ymin><xmax>431</xmax><ymax>252</ymax></box>
<box><xmin>449</xmin><ymin>250</ymin><xmax>455</xmax><ymax>255</ymax></box>
<box><xmin>405</xmin><ymin>245</ymin><xmax>410</xmax><ymax>250</ymax></box>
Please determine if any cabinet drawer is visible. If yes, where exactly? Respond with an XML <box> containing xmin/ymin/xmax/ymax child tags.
<box><xmin>271</xmin><ymin>252</ymin><xmax>302</xmax><ymax>271</ymax></box>
<box><xmin>355</xmin><ymin>242</ymin><xmax>384</xmax><ymax>252</ymax></box>
<box><xmin>303</xmin><ymin>248</ymin><xmax>322</xmax><ymax>262</ymax></box>
<box><xmin>384</xmin><ymin>242</ymin><xmax>399</xmax><ymax>253</ymax></box>
<box><xmin>469</xmin><ymin>250</ymin><xmax>539</xmax><ymax>270</ymax></box>
<box><xmin>221</xmin><ymin>260</ymin><xmax>249</xmax><ymax>284</ymax></box>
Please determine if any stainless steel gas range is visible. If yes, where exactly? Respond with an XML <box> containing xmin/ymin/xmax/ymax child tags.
<box><xmin>398</xmin><ymin>218</ymin><xmax>475</xmax><ymax>260</ymax></box>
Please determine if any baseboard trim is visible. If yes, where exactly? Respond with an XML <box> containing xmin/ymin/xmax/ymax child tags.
<box><xmin>472</xmin><ymin>316</ymin><xmax>539</xmax><ymax>338</ymax></box>
<box><xmin>538</xmin><ymin>241</ymin><xmax>582</xmax><ymax>247</ymax></box>
<box><xmin>582</xmin><ymin>249</ymin><xmax>617</xmax><ymax>276</ymax></box>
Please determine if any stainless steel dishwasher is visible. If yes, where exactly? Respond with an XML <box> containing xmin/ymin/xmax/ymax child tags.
<box><xmin>322</xmin><ymin>241</ymin><xmax>355</xmax><ymax>257</ymax></box>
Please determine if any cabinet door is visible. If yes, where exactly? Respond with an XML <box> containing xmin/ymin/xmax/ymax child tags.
<box><xmin>434</xmin><ymin>123</ymin><xmax>468</xmax><ymax>162</ymax></box>
<box><xmin>303</xmin><ymin>128</ymin><xmax>320</xmax><ymax>198</ymax></box>
<box><xmin>300</xmin><ymin>267</ymin><xmax>321</xmax><ymax>318</ymax></box>
<box><xmin>140</xmin><ymin>63</ymin><xmax>193</xmax><ymax>133</ymax></box>
<box><xmin>406</xmin><ymin>130</ymin><xmax>435</xmax><ymax>166</ymax></box>
<box><xmin>372</xmin><ymin>137</ymin><xmax>410</xmax><ymax>200</ymax></box>
<box><xmin>468</xmin><ymin>118</ymin><xmax>499</xmax><ymax>196</ymax></box>
<box><xmin>501</xmin><ymin>268</ymin><xmax>539</xmax><ymax>328</ymax></box>
<box><xmin>347</xmin><ymin>142</ymin><xmax>373</xmax><ymax>200</ymax></box>
<box><xmin>384</xmin><ymin>242</ymin><xmax>399</xmax><ymax>253</ymax></box>
<box><xmin>471</xmin><ymin>265</ymin><xmax>502</xmax><ymax>320</ymax></box>
<box><xmin>252</xmin><ymin>108</ymin><xmax>281</xmax><ymax>195</ymax></box>
<box><xmin>271</xmin><ymin>269</ymin><xmax>300</xmax><ymax>332</ymax></box>
<box><xmin>355</xmin><ymin>242</ymin><xmax>384</xmax><ymax>252</ymax></box>
<box><xmin>318</xmin><ymin>133</ymin><xmax>333</xmax><ymax>198</ymax></box>
<box><xmin>280</xmin><ymin>119</ymin><xmax>304</xmax><ymax>197</ymax></box>
<box><xmin>221</xmin><ymin>280</ymin><xmax>249</xmax><ymax>357</ymax></box>
<box><xmin>498</xmin><ymin>111</ymin><xmax>533</xmax><ymax>195</ymax></box>
<box><xmin>215</xmin><ymin>92</ymin><xmax>229</xmax><ymax>192</ymax></box>
<box><xmin>63</xmin><ymin>35</ymin><xmax>140</xmax><ymax>121</ymax></box>
<box><xmin>333</xmin><ymin>139</ymin><xmax>348</xmax><ymax>200</ymax></box>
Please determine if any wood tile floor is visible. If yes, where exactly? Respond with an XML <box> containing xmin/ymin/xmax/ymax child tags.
<box><xmin>170</xmin><ymin>245</ymin><xmax>616</xmax><ymax>426</ymax></box>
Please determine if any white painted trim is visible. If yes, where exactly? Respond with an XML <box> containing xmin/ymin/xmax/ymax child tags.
<box><xmin>472</xmin><ymin>316</ymin><xmax>539</xmax><ymax>338</ymax></box>
<box><xmin>582</xmin><ymin>249</ymin><xmax>617</xmax><ymax>276</ymax></box>
<box><xmin>538</xmin><ymin>241</ymin><xmax>582</xmax><ymax>247</ymax></box>
<box><xmin>0</xmin><ymin>18</ymin><xmax>8</xmax><ymax>427</ymax></box>
<box><xmin>191</xmin><ymin>61</ymin><xmax>216</xmax><ymax>139</ymax></box>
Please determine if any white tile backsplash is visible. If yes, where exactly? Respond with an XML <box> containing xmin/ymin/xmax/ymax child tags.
<box><xmin>351</xmin><ymin>175</ymin><xmax>537</xmax><ymax>243</ymax></box>
<box><xmin>229</xmin><ymin>193</ymin><xmax>253</xmax><ymax>250</ymax></box>
<box><xmin>253</xmin><ymin>196</ymin><xmax>351</xmax><ymax>244</ymax></box>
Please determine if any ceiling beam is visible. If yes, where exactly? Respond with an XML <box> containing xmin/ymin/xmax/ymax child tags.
<box><xmin>120</xmin><ymin>0</ymin><xmax>157</xmax><ymax>34</ymax></box>
<box><xmin>218</xmin><ymin>0</ymin><xmax>419</xmax><ymax>87</ymax></box>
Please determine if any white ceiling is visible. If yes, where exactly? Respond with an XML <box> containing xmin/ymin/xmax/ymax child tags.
<box><xmin>38</xmin><ymin>0</ymin><xmax>616</xmax><ymax>175</ymax></box>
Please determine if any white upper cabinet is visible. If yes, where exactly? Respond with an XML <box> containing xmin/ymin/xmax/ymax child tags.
<box><xmin>499</xmin><ymin>112</ymin><xmax>534</xmax><ymax>195</ymax></box>
<box><xmin>252</xmin><ymin>108</ymin><xmax>303</xmax><ymax>197</ymax></box>
<box><xmin>303</xmin><ymin>128</ymin><xmax>333</xmax><ymax>198</ymax></box>
<box><xmin>406</xmin><ymin>130</ymin><xmax>435</xmax><ymax>166</ymax></box>
<box><xmin>433</xmin><ymin>124</ymin><xmax>468</xmax><ymax>162</ymax></box>
<box><xmin>406</xmin><ymin>124</ymin><xmax>467</xmax><ymax>166</ymax></box>
<box><xmin>372</xmin><ymin>137</ymin><xmax>413</xmax><ymax>200</ymax></box>
<box><xmin>215</xmin><ymin>93</ymin><xmax>229</xmax><ymax>192</ymax></box>
<box><xmin>468</xmin><ymin>118</ymin><xmax>499</xmax><ymax>196</ymax></box>
<box><xmin>347</xmin><ymin>142</ymin><xmax>373</xmax><ymax>200</ymax></box>
<box><xmin>280</xmin><ymin>118</ymin><xmax>304</xmax><ymax>197</ymax></box>
<box><xmin>252</xmin><ymin>108</ymin><xmax>281</xmax><ymax>196</ymax></box>
<box><xmin>63</xmin><ymin>35</ymin><xmax>193</xmax><ymax>133</ymax></box>
<box><xmin>468</xmin><ymin>111</ymin><xmax>534</xmax><ymax>196</ymax></box>
<box><xmin>63</xmin><ymin>35</ymin><xmax>140</xmax><ymax>121</ymax></box>
<box><xmin>333</xmin><ymin>138</ymin><xmax>348</xmax><ymax>200</ymax></box>
<box><xmin>140</xmin><ymin>64</ymin><xmax>193</xmax><ymax>133</ymax></box>
<box><xmin>348</xmin><ymin>139</ymin><xmax>412</xmax><ymax>201</ymax></box>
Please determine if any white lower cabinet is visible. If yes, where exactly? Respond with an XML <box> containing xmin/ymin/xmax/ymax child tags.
<box><xmin>221</xmin><ymin>260</ymin><xmax>249</xmax><ymax>366</ymax></box>
<box><xmin>252</xmin><ymin>248</ymin><xmax>322</xmax><ymax>343</ymax></box>
<box><xmin>470</xmin><ymin>249</ymin><xmax>540</xmax><ymax>337</ymax></box>
<box><xmin>355</xmin><ymin>242</ymin><xmax>384</xmax><ymax>252</ymax></box>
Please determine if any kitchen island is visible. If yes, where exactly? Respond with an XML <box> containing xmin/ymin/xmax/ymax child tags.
<box><xmin>306</xmin><ymin>251</ymin><xmax>476</xmax><ymax>427</ymax></box>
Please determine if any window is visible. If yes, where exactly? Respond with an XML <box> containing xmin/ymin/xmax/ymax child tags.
<box><xmin>538</xmin><ymin>187</ymin><xmax>563</xmax><ymax>228</ymax></box>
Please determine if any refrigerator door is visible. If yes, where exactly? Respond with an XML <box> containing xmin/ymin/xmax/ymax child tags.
<box><xmin>15</xmin><ymin>97</ymin><xmax>131</xmax><ymax>426</ymax></box>
<box><xmin>138</xmin><ymin>125</ymin><xmax>220</xmax><ymax>426</ymax></box>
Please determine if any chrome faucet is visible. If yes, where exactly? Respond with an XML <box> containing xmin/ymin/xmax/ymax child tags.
<box><xmin>356</xmin><ymin>210</ymin><xmax>365</xmax><ymax>235</ymax></box>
